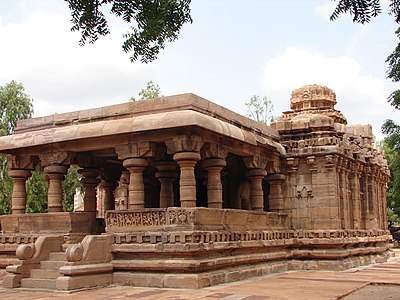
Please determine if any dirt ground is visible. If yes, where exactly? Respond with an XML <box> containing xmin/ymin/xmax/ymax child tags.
<box><xmin>342</xmin><ymin>284</ymin><xmax>400</xmax><ymax>300</ymax></box>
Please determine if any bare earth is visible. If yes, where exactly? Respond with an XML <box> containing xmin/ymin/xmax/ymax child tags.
<box><xmin>342</xmin><ymin>284</ymin><xmax>400</xmax><ymax>300</ymax></box>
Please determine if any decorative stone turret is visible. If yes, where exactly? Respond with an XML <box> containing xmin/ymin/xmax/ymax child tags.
<box><xmin>271</xmin><ymin>84</ymin><xmax>390</xmax><ymax>230</ymax></box>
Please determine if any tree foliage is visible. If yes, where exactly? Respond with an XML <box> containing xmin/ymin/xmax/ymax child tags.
<box><xmin>26</xmin><ymin>168</ymin><xmax>48</xmax><ymax>213</ymax></box>
<box><xmin>62</xmin><ymin>165</ymin><xmax>83</xmax><ymax>212</ymax></box>
<box><xmin>0</xmin><ymin>81</ymin><xmax>33</xmax><ymax>214</ymax></box>
<box><xmin>130</xmin><ymin>80</ymin><xmax>163</xmax><ymax>101</ymax></box>
<box><xmin>331</xmin><ymin>0</ymin><xmax>400</xmax><ymax>220</ymax></box>
<box><xmin>245</xmin><ymin>95</ymin><xmax>275</xmax><ymax>125</ymax></box>
<box><xmin>66</xmin><ymin>0</ymin><xmax>192</xmax><ymax>63</ymax></box>
<box><xmin>138</xmin><ymin>80</ymin><xmax>163</xmax><ymax>100</ymax></box>
<box><xmin>383</xmin><ymin>140</ymin><xmax>400</xmax><ymax>223</ymax></box>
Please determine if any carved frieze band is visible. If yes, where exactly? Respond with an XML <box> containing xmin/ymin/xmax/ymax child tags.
<box><xmin>106</xmin><ymin>208</ymin><xmax>288</xmax><ymax>229</ymax></box>
<box><xmin>106</xmin><ymin>208</ymin><xmax>197</xmax><ymax>228</ymax></box>
<box><xmin>110</xmin><ymin>229</ymin><xmax>390</xmax><ymax>245</ymax></box>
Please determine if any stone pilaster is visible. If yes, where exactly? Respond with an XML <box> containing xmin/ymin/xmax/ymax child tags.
<box><xmin>173</xmin><ymin>152</ymin><xmax>201</xmax><ymax>208</ymax></box>
<box><xmin>155</xmin><ymin>162</ymin><xmax>177</xmax><ymax>208</ymax></box>
<box><xmin>122</xmin><ymin>158</ymin><xmax>148</xmax><ymax>209</ymax></box>
<box><xmin>349</xmin><ymin>162</ymin><xmax>362</xmax><ymax>229</ymax></box>
<box><xmin>202</xmin><ymin>158</ymin><xmax>226</xmax><ymax>209</ymax></box>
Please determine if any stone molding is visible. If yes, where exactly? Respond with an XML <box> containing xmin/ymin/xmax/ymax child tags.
<box><xmin>110</xmin><ymin>228</ymin><xmax>390</xmax><ymax>246</ymax></box>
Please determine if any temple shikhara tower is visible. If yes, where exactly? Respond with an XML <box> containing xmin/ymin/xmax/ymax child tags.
<box><xmin>0</xmin><ymin>84</ymin><xmax>391</xmax><ymax>290</ymax></box>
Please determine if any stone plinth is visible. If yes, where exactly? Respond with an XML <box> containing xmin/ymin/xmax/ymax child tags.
<box><xmin>0</xmin><ymin>212</ymin><xmax>94</xmax><ymax>234</ymax></box>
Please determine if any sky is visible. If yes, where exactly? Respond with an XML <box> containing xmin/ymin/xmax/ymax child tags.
<box><xmin>0</xmin><ymin>0</ymin><xmax>398</xmax><ymax>141</ymax></box>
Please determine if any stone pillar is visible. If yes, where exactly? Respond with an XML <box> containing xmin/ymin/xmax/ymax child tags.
<box><xmin>155</xmin><ymin>162</ymin><xmax>177</xmax><ymax>208</ymax></box>
<box><xmin>44</xmin><ymin>165</ymin><xmax>68</xmax><ymax>212</ymax></box>
<box><xmin>8</xmin><ymin>155</ymin><xmax>38</xmax><ymax>214</ymax></box>
<box><xmin>246</xmin><ymin>168</ymin><xmax>267</xmax><ymax>211</ymax></box>
<box><xmin>173</xmin><ymin>152</ymin><xmax>201</xmax><ymax>208</ymax></box>
<box><xmin>9</xmin><ymin>169</ymin><xmax>31</xmax><ymax>214</ymax></box>
<box><xmin>123</xmin><ymin>158</ymin><xmax>148</xmax><ymax>209</ymax></box>
<box><xmin>98</xmin><ymin>180</ymin><xmax>117</xmax><ymax>217</ymax></box>
<box><xmin>202</xmin><ymin>158</ymin><xmax>226</xmax><ymax>209</ymax></box>
<box><xmin>80</xmin><ymin>169</ymin><xmax>100</xmax><ymax>214</ymax></box>
<box><xmin>267</xmin><ymin>174</ymin><xmax>286</xmax><ymax>213</ymax></box>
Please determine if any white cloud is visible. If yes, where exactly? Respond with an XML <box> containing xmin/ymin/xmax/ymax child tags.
<box><xmin>263</xmin><ymin>47</ymin><xmax>396</xmax><ymax>141</ymax></box>
<box><xmin>314</xmin><ymin>2</ymin><xmax>337</xmax><ymax>19</ymax></box>
<box><xmin>0</xmin><ymin>5</ymin><xmax>160</xmax><ymax>117</ymax></box>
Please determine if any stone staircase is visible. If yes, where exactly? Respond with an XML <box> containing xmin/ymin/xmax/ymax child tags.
<box><xmin>4</xmin><ymin>235</ymin><xmax>113</xmax><ymax>291</ymax></box>
<box><xmin>20</xmin><ymin>251</ymin><xmax>67</xmax><ymax>289</ymax></box>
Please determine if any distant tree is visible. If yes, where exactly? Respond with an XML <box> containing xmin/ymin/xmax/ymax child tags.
<box><xmin>330</xmin><ymin>0</ymin><xmax>400</xmax><ymax>221</ymax></box>
<box><xmin>245</xmin><ymin>95</ymin><xmax>275</xmax><ymax>125</ymax></box>
<box><xmin>62</xmin><ymin>165</ymin><xmax>83</xmax><ymax>212</ymax></box>
<box><xmin>383</xmin><ymin>140</ymin><xmax>400</xmax><ymax>224</ymax></box>
<box><xmin>130</xmin><ymin>81</ymin><xmax>163</xmax><ymax>101</ymax></box>
<box><xmin>26</xmin><ymin>168</ymin><xmax>48</xmax><ymax>213</ymax></box>
<box><xmin>0</xmin><ymin>81</ymin><xmax>33</xmax><ymax>214</ymax></box>
<box><xmin>331</xmin><ymin>0</ymin><xmax>400</xmax><ymax>147</ymax></box>
<box><xmin>66</xmin><ymin>0</ymin><xmax>192</xmax><ymax>63</ymax></box>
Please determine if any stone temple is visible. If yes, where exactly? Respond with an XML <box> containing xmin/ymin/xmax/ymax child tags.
<box><xmin>0</xmin><ymin>84</ymin><xmax>391</xmax><ymax>290</ymax></box>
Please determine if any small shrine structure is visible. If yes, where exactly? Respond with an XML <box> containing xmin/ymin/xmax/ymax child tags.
<box><xmin>0</xmin><ymin>84</ymin><xmax>391</xmax><ymax>290</ymax></box>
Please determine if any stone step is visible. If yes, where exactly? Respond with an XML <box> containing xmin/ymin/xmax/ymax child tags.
<box><xmin>21</xmin><ymin>277</ymin><xmax>56</xmax><ymax>290</ymax></box>
<box><xmin>48</xmin><ymin>252</ymin><xmax>66</xmax><ymax>261</ymax></box>
<box><xmin>30</xmin><ymin>268</ymin><xmax>61</xmax><ymax>279</ymax></box>
<box><xmin>40</xmin><ymin>260</ymin><xmax>66</xmax><ymax>270</ymax></box>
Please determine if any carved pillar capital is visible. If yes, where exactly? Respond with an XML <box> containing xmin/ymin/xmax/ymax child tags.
<box><xmin>324</xmin><ymin>154</ymin><xmax>337</xmax><ymax>169</ymax></box>
<box><xmin>8</xmin><ymin>155</ymin><xmax>38</xmax><ymax>171</ymax></box>
<box><xmin>75</xmin><ymin>154</ymin><xmax>104</xmax><ymax>169</ymax></box>
<box><xmin>306</xmin><ymin>155</ymin><xmax>317</xmax><ymax>172</ymax></box>
<box><xmin>115</xmin><ymin>142</ymin><xmax>156</xmax><ymax>160</ymax></box>
<box><xmin>39</xmin><ymin>151</ymin><xmax>74</xmax><ymax>167</ymax></box>
<box><xmin>243</xmin><ymin>148</ymin><xmax>267</xmax><ymax>169</ymax></box>
<box><xmin>166</xmin><ymin>135</ymin><xmax>203</xmax><ymax>154</ymax></box>
<box><xmin>286</xmin><ymin>157</ymin><xmax>299</xmax><ymax>173</ymax></box>
<box><xmin>201</xmin><ymin>142</ymin><xmax>228</xmax><ymax>159</ymax></box>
